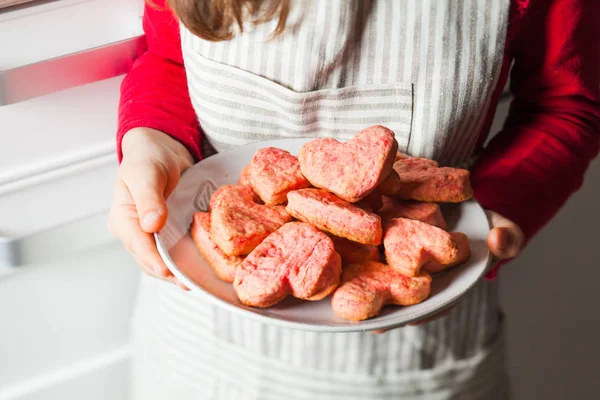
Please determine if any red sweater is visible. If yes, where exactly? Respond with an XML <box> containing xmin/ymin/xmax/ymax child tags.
<box><xmin>117</xmin><ymin>0</ymin><xmax>600</xmax><ymax>278</ymax></box>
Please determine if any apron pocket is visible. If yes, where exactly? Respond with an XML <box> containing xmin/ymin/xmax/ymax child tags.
<box><xmin>183</xmin><ymin>48</ymin><xmax>414</xmax><ymax>152</ymax></box>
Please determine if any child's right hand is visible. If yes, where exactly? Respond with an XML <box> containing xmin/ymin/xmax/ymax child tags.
<box><xmin>108</xmin><ymin>127</ymin><xmax>194</xmax><ymax>289</ymax></box>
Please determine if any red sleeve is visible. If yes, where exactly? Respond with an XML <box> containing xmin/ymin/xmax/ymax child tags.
<box><xmin>117</xmin><ymin>0</ymin><xmax>202</xmax><ymax>162</ymax></box>
<box><xmin>471</xmin><ymin>0</ymin><xmax>600</xmax><ymax>277</ymax></box>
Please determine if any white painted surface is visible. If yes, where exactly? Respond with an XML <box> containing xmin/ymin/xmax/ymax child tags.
<box><xmin>0</xmin><ymin>2</ymin><xmax>141</xmax><ymax>396</ymax></box>
<box><xmin>0</xmin><ymin>77</ymin><xmax>121</xmax><ymax>243</ymax></box>
<box><xmin>0</xmin><ymin>0</ymin><xmax>144</xmax><ymax>70</ymax></box>
<box><xmin>0</xmin><ymin>76</ymin><xmax>121</xmax><ymax>187</ymax></box>
<box><xmin>490</xmin><ymin>98</ymin><xmax>600</xmax><ymax>400</ymax></box>
<box><xmin>0</xmin><ymin>242</ymin><xmax>139</xmax><ymax>400</ymax></box>
<box><xmin>13</xmin><ymin>358</ymin><xmax>129</xmax><ymax>400</ymax></box>
<box><xmin>0</xmin><ymin>345</ymin><xmax>130</xmax><ymax>400</ymax></box>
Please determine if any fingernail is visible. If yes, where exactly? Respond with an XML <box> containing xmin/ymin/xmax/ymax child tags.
<box><xmin>142</xmin><ymin>212</ymin><xmax>161</xmax><ymax>229</ymax></box>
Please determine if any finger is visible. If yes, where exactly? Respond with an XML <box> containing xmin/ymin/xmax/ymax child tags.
<box><xmin>487</xmin><ymin>223</ymin><xmax>524</xmax><ymax>259</ymax></box>
<box><xmin>487</xmin><ymin>227</ymin><xmax>523</xmax><ymax>259</ymax></box>
<box><xmin>109</xmin><ymin>180</ymin><xmax>172</xmax><ymax>277</ymax></box>
<box><xmin>126</xmin><ymin>221</ymin><xmax>171</xmax><ymax>277</ymax></box>
<box><xmin>132</xmin><ymin>253</ymin><xmax>189</xmax><ymax>290</ymax></box>
<box><xmin>122</xmin><ymin>218</ymin><xmax>171</xmax><ymax>277</ymax></box>
<box><xmin>115</xmin><ymin>213</ymin><xmax>188</xmax><ymax>290</ymax></box>
<box><xmin>120</xmin><ymin>162</ymin><xmax>169</xmax><ymax>233</ymax></box>
<box><xmin>486</xmin><ymin>212</ymin><xmax>524</xmax><ymax>259</ymax></box>
<box><xmin>373</xmin><ymin>329</ymin><xmax>389</xmax><ymax>335</ymax></box>
<box><xmin>175</xmin><ymin>279</ymin><xmax>190</xmax><ymax>291</ymax></box>
<box><xmin>132</xmin><ymin>253</ymin><xmax>174</xmax><ymax>281</ymax></box>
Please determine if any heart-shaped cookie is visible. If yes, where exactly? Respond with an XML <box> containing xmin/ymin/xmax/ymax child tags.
<box><xmin>332</xmin><ymin>261</ymin><xmax>431</xmax><ymax>321</ymax></box>
<box><xmin>378</xmin><ymin>157</ymin><xmax>438</xmax><ymax>196</ymax></box>
<box><xmin>423</xmin><ymin>232</ymin><xmax>471</xmax><ymax>273</ymax></box>
<box><xmin>298</xmin><ymin>125</ymin><xmax>398</xmax><ymax>202</ymax></box>
<box><xmin>234</xmin><ymin>222</ymin><xmax>342</xmax><ymax>308</ymax></box>
<box><xmin>383</xmin><ymin>218</ymin><xmax>469</xmax><ymax>277</ymax></box>
<box><xmin>378</xmin><ymin>169</ymin><xmax>402</xmax><ymax>196</ymax></box>
<box><xmin>190</xmin><ymin>212</ymin><xmax>244</xmax><ymax>283</ymax></box>
<box><xmin>377</xmin><ymin>196</ymin><xmax>447</xmax><ymax>230</ymax></box>
<box><xmin>238</xmin><ymin>163</ymin><xmax>253</xmax><ymax>186</ymax></box>
<box><xmin>391</xmin><ymin>157</ymin><xmax>472</xmax><ymax>202</ymax></box>
<box><xmin>210</xmin><ymin>185</ymin><xmax>291</xmax><ymax>256</ymax></box>
<box><xmin>327</xmin><ymin>234</ymin><xmax>381</xmax><ymax>266</ymax></box>
<box><xmin>209</xmin><ymin>183</ymin><xmax>261</xmax><ymax>211</ymax></box>
<box><xmin>246</xmin><ymin>147</ymin><xmax>310</xmax><ymax>205</ymax></box>
<box><xmin>286</xmin><ymin>188</ymin><xmax>382</xmax><ymax>245</ymax></box>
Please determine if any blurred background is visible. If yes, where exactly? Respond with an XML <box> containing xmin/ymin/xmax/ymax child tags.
<box><xmin>1</xmin><ymin>1</ymin><xmax>598</xmax><ymax>399</ymax></box>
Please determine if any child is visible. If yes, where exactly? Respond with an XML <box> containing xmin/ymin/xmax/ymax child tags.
<box><xmin>108</xmin><ymin>1</ymin><xmax>600</xmax><ymax>398</ymax></box>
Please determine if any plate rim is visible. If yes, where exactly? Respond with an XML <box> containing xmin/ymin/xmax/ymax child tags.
<box><xmin>155</xmin><ymin>138</ymin><xmax>493</xmax><ymax>332</ymax></box>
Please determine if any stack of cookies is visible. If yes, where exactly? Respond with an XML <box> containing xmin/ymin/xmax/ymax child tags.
<box><xmin>190</xmin><ymin>125</ymin><xmax>473</xmax><ymax>321</ymax></box>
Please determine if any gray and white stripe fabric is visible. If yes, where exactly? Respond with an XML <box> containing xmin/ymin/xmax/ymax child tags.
<box><xmin>133</xmin><ymin>277</ymin><xmax>508</xmax><ymax>400</ymax></box>
<box><xmin>181</xmin><ymin>0</ymin><xmax>508</xmax><ymax>166</ymax></box>
<box><xmin>132</xmin><ymin>1</ymin><xmax>511</xmax><ymax>399</ymax></box>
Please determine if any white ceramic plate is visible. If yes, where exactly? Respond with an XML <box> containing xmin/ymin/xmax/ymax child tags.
<box><xmin>155</xmin><ymin>138</ymin><xmax>492</xmax><ymax>332</ymax></box>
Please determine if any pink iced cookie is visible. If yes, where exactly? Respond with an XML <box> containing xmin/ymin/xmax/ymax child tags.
<box><xmin>286</xmin><ymin>188</ymin><xmax>383</xmax><ymax>245</ymax></box>
<box><xmin>423</xmin><ymin>232</ymin><xmax>471</xmax><ymax>273</ymax></box>
<box><xmin>234</xmin><ymin>222</ymin><xmax>342</xmax><ymax>308</ymax></box>
<box><xmin>190</xmin><ymin>212</ymin><xmax>244</xmax><ymax>283</ymax></box>
<box><xmin>392</xmin><ymin>158</ymin><xmax>472</xmax><ymax>203</ymax></box>
<box><xmin>238</xmin><ymin>164</ymin><xmax>253</xmax><ymax>186</ymax></box>
<box><xmin>210</xmin><ymin>185</ymin><xmax>291</xmax><ymax>256</ymax></box>
<box><xmin>383</xmin><ymin>218</ymin><xmax>468</xmax><ymax>277</ymax></box>
<box><xmin>395</xmin><ymin>157</ymin><xmax>439</xmax><ymax>171</ymax></box>
<box><xmin>332</xmin><ymin>261</ymin><xmax>432</xmax><ymax>321</ymax></box>
<box><xmin>209</xmin><ymin>184</ymin><xmax>260</xmax><ymax>211</ymax></box>
<box><xmin>394</xmin><ymin>151</ymin><xmax>408</xmax><ymax>162</ymax></box>
<box><xmin>328</xmin><ymin>235</ymin><xmax>381</xmax><ymax>266</ymax></box>
<box><xmin>298</xmin><ymin>125</ymin><xmax>398</xmax><ymax>202</ymax></box>
<box><xmin>362</xmin><ymin>189</ymin><xmax>384</xmax><ymax>211</ymax></box>
<box><xmin>378</xmin><ymin>169</ymin><xmax>402</xmax><ymax>196</ymax></box>
<box><xmin>377</xmin><ymin>196</ymin><xmax>447</xmax><ymax>230</ymax></box>
<box><xmin>247</xmin><ymin>147</ymin><xmax>310</xmax><ymax>205</ymax></box>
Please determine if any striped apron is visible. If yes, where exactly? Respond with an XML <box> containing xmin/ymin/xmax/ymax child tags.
<box><xmin>132</xmin><ymin>1</ymin><xmax>510</xmax><ymax>399</ymax></box>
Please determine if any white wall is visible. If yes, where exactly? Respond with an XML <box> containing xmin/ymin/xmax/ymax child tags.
<box><xmin>491</xmin><ymin>101</ymin><xmax>600</xmax><ymax>399</ymax></box>
<box><xmin>0</xmin><ymin>2</ymin><xmax>143</xmax><ymax>398</ymax></box>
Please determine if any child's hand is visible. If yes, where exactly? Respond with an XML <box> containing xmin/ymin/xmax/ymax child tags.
<box><xmin>485</xmin><ymin>210</ymin><xmax>524</xmax><ymax>260</ymax></box>
<box><xmin>373</xmin><ymin>210</ymin><xmax>524</xmax><ymax>333</ymax></box>
<box><xmin>108</xmin><ymin>128</ymin><xmax>194</xmax><ymax>289</ymax></box>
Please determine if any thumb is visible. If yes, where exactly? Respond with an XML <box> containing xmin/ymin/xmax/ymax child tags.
<box><xmin>486</xmin><ymin>211</ymin><xmax>525</xmax><ymax>260</ymax></box>
<box><xmin>122</xmin><ymin>163</ymin><xmax>169</xmax><ymax>233</ymax></box>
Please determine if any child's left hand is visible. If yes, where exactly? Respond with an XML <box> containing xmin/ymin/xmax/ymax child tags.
<box><xmin>373</xmin><ymin>210</ymin><xmax>524</xmax><ymax>333</ymax></box>
<box><xmin>484</xmin><ymin>210</ymin><xmax>525</xmax><ymax>261</ymax></box>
